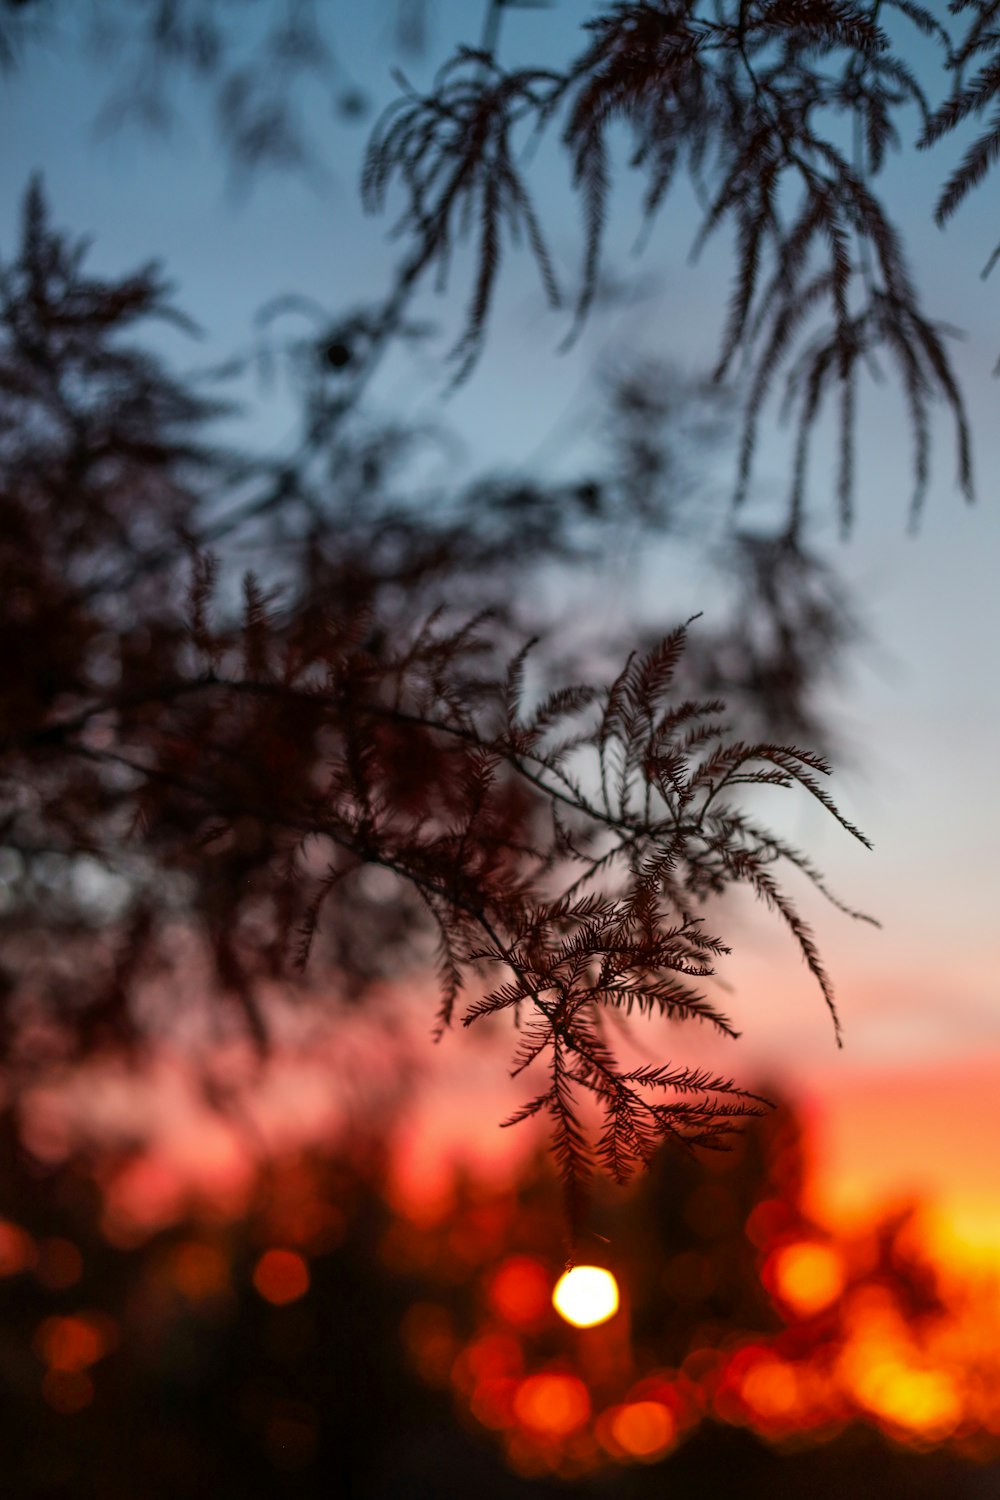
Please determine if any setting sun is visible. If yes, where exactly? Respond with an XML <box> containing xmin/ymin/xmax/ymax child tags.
<box><xmin>552</xmin><ymin>1266</ymin><xmax>620</xmax><ymax>1328</ymax></box>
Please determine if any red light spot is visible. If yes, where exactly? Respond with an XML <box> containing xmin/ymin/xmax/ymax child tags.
<box><xmin>744</xmin><ymin>1197</ymin><xmax>796</xmax><ymax>1249</ymax></box>
<box><xmin>35</xmin><ymin>1314</ymin><xmax>115</xmax><ymax>1373</ymax></box>
<box><xmin>470</xmin><ymin>1376</ymin><xmax>519</xmax><ymax>1430</ymax></box>
<box><xmin>514</xmin><ymin>1372</ymin><xmax>591</xmax><ymax>1438</ymax></box>
<box><xmin>253</xmin><ymin>1249</ymin><xmax>310</xmax><ymax>1306</ymax></box>
<box><xmin>0</xmin><ymin>1219</ymin><xmax>35</xmax><ymax>1276</ymax></box>
<box><xmin>489</xmin><ymin>1256</ymin><xmax>551</xmax><ymax>1326</ymax></box>
<box><xmin>464</xmin><ymin>1331</ymin><xmax>523</xmax><ymax>1382</ymax></box>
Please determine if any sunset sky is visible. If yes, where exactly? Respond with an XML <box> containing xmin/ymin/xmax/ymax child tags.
<box><xmin>2</xmin><ymin>2</ymin><xmax>998</xmax><ymax>1265</ymax></box>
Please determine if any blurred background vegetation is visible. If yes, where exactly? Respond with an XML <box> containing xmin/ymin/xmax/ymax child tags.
<box><xmin>3</xmin><ymin>4</ymin><xmax>1000</xmax><ymax>1494</ymax></box>
<box><xmin>4</xmin><ymin>1092</ymin><xmax>1000</xmax><ymax>1497</ymax></box>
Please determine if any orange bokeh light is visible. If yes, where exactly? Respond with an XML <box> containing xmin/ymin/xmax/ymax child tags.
<box><xmin>513</xmin><ymin>1372</ymin><xmax>591</xmax><ymax>1438</ymax></box>
<box><xmin>489</xmin><ymin>1256</ymin><xmax>551</xmax><ymax>1326</ymax></box>
<box><xmin>770</xmin><ymin>1241</ymin><xmax>845</xmax><ymax>1318</ymax></box>
<box><xmin>608</xmin><ymin>1401</ymin><xmax>675</xmax><ymax>1460</ymax></box>
<box><xmin>252</xmin><ymin>1248</ymin><xmax>310</xmax><ymax>1306</ymax></box>
<box><xmin>740</xmin><ymin>1356</ymin><xmax>801</xmax><ymax>1419</ymax></box>
<box><xmin>858</xmin><ymin>1360</ymin><xmax>961</xmax><ymax>1439</ymax></box>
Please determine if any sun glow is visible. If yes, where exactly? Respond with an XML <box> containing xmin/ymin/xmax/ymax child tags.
<box><xmin>552</xmin><ymin>1265</ymin><xmax>620</xmax><ymax>1328</ymax></box>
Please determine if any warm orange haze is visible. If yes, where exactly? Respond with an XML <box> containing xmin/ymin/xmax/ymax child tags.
<box><xmin>5</xmin><ymin>1032</ymin><xmax>1000</xmax><ymax>1487</ymax></box>
<box><xmin>370</xmin><ymin>1101</ymin><xmax>1000</xmax><ymax>1478</ymax></box>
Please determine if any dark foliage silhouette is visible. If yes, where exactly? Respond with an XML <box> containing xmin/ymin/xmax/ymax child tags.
<box><xmin>1</xmin><ymin>2</ymin><xmax>992</xmax><ymax>528</ymax></box>
<box><xmin>0</xmin><ymin>1097</ymin><xmax>992</xmax><ymax>1496</ymax></box>
<box><xmin>364</xmin><ymin>0</ymin><xmax>974</xmax><ymax>529</ymax></box>
<box><xmin>7</xmin><ymin>0</ymin><xmax>999</xmax><ymax>1217</ymax></box>
<box><xmin>0</xmin><ymin>179</ymin><xmax>877</xmax><ymax>1221</ymax></box>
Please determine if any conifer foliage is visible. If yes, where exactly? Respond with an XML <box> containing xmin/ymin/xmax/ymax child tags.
<box><xmin>366</xmin><ymin>0</ymin><xmax>975</xmax><ymax>529</ymax></box>
<box><xmin>0</xmin><ymin>185</ymin><xmax>878</xmax><ymax>1220</ymax></box>
<box><xmin>4</xmin><ymin>2</ymin><xmax>993</xmax><ymax>525</ymax></box>
<box><xmin>10</xmin><ymin>0</ymin><xmax>1000</xmax><ymax>1217</ymax></box>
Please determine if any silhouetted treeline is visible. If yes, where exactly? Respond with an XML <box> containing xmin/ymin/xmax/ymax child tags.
<box><xmin>0</xmin><ymin>1097</ymin><xmax>994</xmax><ymax>1498</ymax></box>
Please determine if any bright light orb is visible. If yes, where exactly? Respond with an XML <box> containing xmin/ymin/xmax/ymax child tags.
<box><xmin>770</xmin><ymin>1241</ymin><xmax>844</xmax><ymax>1319</ymax></box>
<box><xmin>552</xmin><ymin>1265</ymin><xmax>620</xmax><ymax>1328</ymax></box>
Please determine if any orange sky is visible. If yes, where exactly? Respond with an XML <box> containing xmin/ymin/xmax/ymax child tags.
<box><xmin>381</xmin><ymin>947</ymin><xmax>1000</xmax><ymax>1270</ymax></box>
<box><xmin>24</xmin><ymin>940</ymin><xmax>998</xmax><ymax>1268</ymax></box>
<box><xmin>805</xmin><ymin>1054</ymin><xmax>1000</xmax><ymax>1267</ymax></box>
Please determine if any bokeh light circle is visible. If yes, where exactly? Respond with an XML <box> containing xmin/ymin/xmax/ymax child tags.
<box><xmin>769</xmin><ymin>1241</ymin><xmax>845</xmax><ymax>1319</ymax></box>
<box><xmin>252</xmin><ymin>1248</ymin><xmax>310</xmax><ymax>1306</ymax></box>
<box><xmin>552</xmin><ymin>1265</ymin><xmax>619</xmax><ymax>1328</ymax></box>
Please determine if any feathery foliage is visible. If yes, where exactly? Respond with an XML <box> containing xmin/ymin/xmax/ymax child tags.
<box><xmin>0</xmin><ymin>185</ymin><xmax>875</xmax><ymax>1223</ymax></box>
<box><xmin>0</xmin><ymin>226</ymin><xmax>876</xmax><ymax>1221</ymax></box>
<box><xmin>17</xmin><ymin>0</ymin><xmax>1000</xmax><ymax>1220</ymax></box>
<box><xmin>5</xmin><ymin>2</ymin><xmax>999</xmax><ymax>525</ymax></box>
<box><xmin>363</xmin><ymin>49</ymin><xmax>563</xmax><ymax>384</ymax></box>
<box><xmin>7</xmin><ymin>2</ymin><xmax>1000</xmax><ymax>528</ymax></box>
<box><xmin>363</xmin><ymin>0</ymin><xmax>974</xmax><ymax>527</ymax></box>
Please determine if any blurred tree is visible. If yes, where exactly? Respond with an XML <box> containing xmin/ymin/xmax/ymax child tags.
<box><xmin>0</xmin><ymin>1097</ymin><xmax>984</xmax><ymax>1497</ymax></box>
<box><xmin>21</xmin><ymin>0</ymin><xmax>1000</xmax><ymax>1216</ymax></box>
<box><xmin>0</xmin><ymin>172</ymin><xmax>874</xmax><ymax>1222</ymax></box>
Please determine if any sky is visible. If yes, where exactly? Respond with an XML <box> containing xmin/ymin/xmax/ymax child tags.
<box><xmin>2</xmin><ymin>0</ymin><xmax>998</xmax><ymax>1261</ymax></box>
